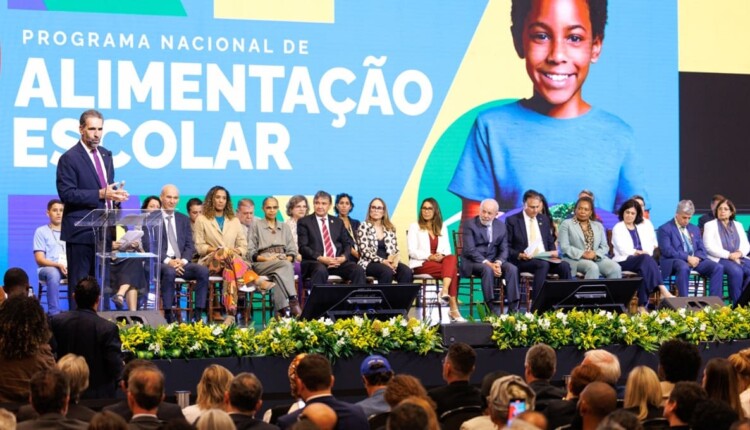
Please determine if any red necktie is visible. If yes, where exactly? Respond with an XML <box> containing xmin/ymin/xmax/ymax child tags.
<box><xmin>321</xmin><ymin>218</ymin><xmax>334</xmax><ymax>257</ymax></box>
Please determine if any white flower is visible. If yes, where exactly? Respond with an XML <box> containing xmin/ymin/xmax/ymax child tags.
<box><xmin>323</xmin><ymin>318</ymin><xmax>334</xmax><ymax>326</ymax></box>
<box><xmin>556</xmin><ymin>311</ymin><xmax>565</xmax><ymax>319</ymax></box>
<box><xmin>212</xmin><ymin>326</ymin><xmax>224</xmax><ymax>336</ymax></box>
<box><xmin>598</xmin><ymin>310</ymin><xmax>607</xmax><ymax>317</ymax></box>
<box><xmin>678</xmin><ymin>308</ymin><xmax>687</xmax><ymax>317</ymax></box>
<box><xmin>524</xmin><ymin>312</ymin><xmax>534</xmax><ymax>320</ymax></box>
<box><xmin>382</xmin><ymin>327</ymin><xmax>390</xmax><ymax>337</ymax></box>
<box><xmin>412</xmin><ymin>326</ymin><xmax>423</xmax><ymax>336</ymax></box>
<box><xmin>621</xmin><ymin>326</ymin><xmax>628</xmax><ymax>334</ymax></box>
<box><xmin>606</xmin><ymin>312</ymin><xmax>614</xmax><ymax>320</ymax></box>
<box><xmin>539</xmin><ymin>318</ymin><xmax>551</xmax><ymax>330</ymax></box>
<box><xmin>499</xmin><ymin>314</ymin><xmax>509</xmax><ymax>322</ymax></box>
<box><xmin>400</xmin><ymin>318</ymin><xmax>408</xmax><ymax>327</ymax></box>
<box><xmin>148</xmin><ymin>343</ymin><xmax>162</xmax><ymax>353</ymax></box>
<box><xmin>189</xmin><ymin>342</ymin><xmax>201</xmax><ymax>351</ymax></box>
<box><xmin>700</xmin><ymin>323</ymin><xmax>706</xmax><ymax>331</ymax></box>
<box><xmin>354</xmin><ymin>316</ymin><xmax>364</xmax><ymax>327</ymax></box>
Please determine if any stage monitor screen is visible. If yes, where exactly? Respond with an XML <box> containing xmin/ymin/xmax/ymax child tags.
<box><xmin>530</xmin><ymin>278</ymin><xmax>642</xmax><ymax>314</ymax></box>
<box><xmin>300</xmin><ymin>284</ymin><xmax>421</xmax><ymax>321</ymax></box>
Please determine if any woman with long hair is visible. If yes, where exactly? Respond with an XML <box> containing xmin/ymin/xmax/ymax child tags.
<box><xmin>729</xmin><ymin>349</ymin><xmax>750</xmax><ymax>417</ymax></box>
<box><xmin>335</xmin><ymin>193</ymin><xmax>361</xmax><ymax>261</ymax></box>
<box><xmin>703</xmin><ymin>357</ymin><xmax>744</xmax><ymax>419</ymax></box>
<box><xmin>194</xmin><ymin>185</ymin><xmax>274</xmax><ymax>324</ymax></box>
<box><xmin>623</xmin><ymin>366</ymin><xmax>663</xmax><ymax>421</ymax></box>
<box><xmin>182</xmin><ymin>364</ymin><xmax>234</xmax><ymax>424</ymax></box>
<box><xmin>356</xmin><ymin>197</ymin><xmax>413</xmax><ymax>284</ymax></box>
<box><xmin>407</xmin><ymin>197</ymin><xmax>464</xmax><ymax>322</ymax></box>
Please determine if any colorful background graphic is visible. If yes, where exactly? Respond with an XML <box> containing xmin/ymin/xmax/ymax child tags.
<box><xmin>1</xmin><ymin>0</ymin><xmax>745</xmax><ymax>288</ymax></box>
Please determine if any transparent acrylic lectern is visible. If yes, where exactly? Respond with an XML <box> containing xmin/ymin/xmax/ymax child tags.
<box><xmin>76</xmin><ymin>209</ymin><xmax>163</xmax><ymax>311</ymax></box>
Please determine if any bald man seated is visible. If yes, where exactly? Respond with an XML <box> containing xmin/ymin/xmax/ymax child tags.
<box><xmin>579</xmin><ymin>382</ymin><xmax>617</xmax><ymax>430</ymax></box>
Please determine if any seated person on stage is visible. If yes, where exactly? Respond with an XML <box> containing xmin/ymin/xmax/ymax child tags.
<box><xmin>698</xmin><ymin>194</ymin><xmax>725</xmax><ymax>232</ymax></box>
<box><xmin>155</xmin><ymin>184</ymin><xmax>209</xmax><ymax>323</ymax></box>
<box><xmin>186</xmin><ymin>197</ymin><xmax>203</xmax><ymax>236</ymax></box>
<box><xmin>703</xmin><ymin>198</ymin><xmax>750</xmax><ymax>305</ymax></box>
<box><xmin>656</xmin><ymin>200</ymin><xmax>723</xmax><ymax>298</ymax></box>
<box><xmin>507</xmin><ymin>189</ymin><xmax>572</xmax><ymax>302</ymax></box>
<box><xmin>428</xmin><ymin>342</ymin><xmax>483</xmax><ymax>418</ymax></box>
<box><xmin>357</xmin><ymin>197</ymin><xmax>413</xmax><ymax>285</ymax></box>
<box><xmin>612</xmin><ymin>199</ymin><xmax>674</xmax><ymax>308</ymax></box>
<box><xmin>238</xmin><ymin>197</ymin><xmax>259</xmax><ymax>237</ymax></box>
<box><xmin>559</xmin><ymin>196</ymin><xmax>621</xmax><ymax>279</ymax></box>
<box><xmin>1</xmin><ymin>267</ymin><xmax>31</xmax><ymax>304</ymax></box>
<box><xmin>33</xmin><ymin>199</ymin><xmax>68</xmax><ymax>315</ymax></box>
<box><xmin>248</xmin><ymin>196</ymin><xmax>301</xmax><ymax>318</ymax></box>
<box><xmin>297</xmin><ymin>191</ymin><xmax>366</xmax><ymax>286</ymax></box>
<box><xmin>109</xmin><ymin>224</ymin><xmax>148</xmax><ymax>311</ymax></box>
<box><xmin>335</xmin><ymin>193</ymin><xmax>361</xmax><ymax>261</ymax></box>
<box><xmin>194</xmin><ymin>185</ymin><xmax>273</xmax><ymax>325</ymax></box>
<box><xmin>407</xmin><ymin>197</ymin><xmax>465</xmax><ymax>322</ymax></box>
<box><xmin>461</xmin><ymin>198</ymin><xmax>520</xmax><ymax>312</ymax></box>
<box><xmin>286</xmin><ymin>194</ymin><xmax>309</xmax><ymax>286</ymax></box>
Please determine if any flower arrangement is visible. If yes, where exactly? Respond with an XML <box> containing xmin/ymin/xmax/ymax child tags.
<box><xmin>119</xmin><ymin>315</ymin><xmax>442</xmax><ymax>360</ymax></box>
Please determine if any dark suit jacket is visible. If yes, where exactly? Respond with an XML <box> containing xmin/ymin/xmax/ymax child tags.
<box><xmin>460</xmin><ymin>216</ymin><xmax>510</xmax><ymax>277</ymax></box>
<box><xmin>17</xmin><ymin>412</ymin><xmax>88</xmax><ymax>430</ymax></box>
<box><xmin>506</xmin><ymin>212</ymin><xmax>556</xmax><ymax>262</ymax></box>
<box><xmin>103</xmin><ymin>400</ymin><xmax>185</xmax><ymax>422</ymax></box>
<box><xmin>56</xmin><ymin>141</ymin><xmax>115</xmax><ymax>244</ymax></box>
<box><xmin>129</xmin><ymin>414</ymin><xmax>163</xmax><ymax>430</ymax></box>
<box><xmin>17</xmin><ymin>403</ymin><xmax>96</xmax><ymax>423</ymax></box>
<box><xmin>277</xmin><ymin>395</ymin><xmax>368</xmax><ymax>430</ymax></box>
<box><xmin>231</xmin><ymin>413</ymin><xmax>280</xmax><ymax>430</ymax></box>
<box><xmin>144</xmin><ymin>211</ymin><xmax>196</xmax><ymax>260</ymax></box>
<box><xmin>528</xmin><ymin>380</ymin><xmax>566</xmax><ymax>412</ymax></box>
<box><xmin>428</xmin><ymin>381</ymin><xmax>483</xmax><ymax>417</ymax></box>
<box><xmin>50</xmin><ymin>309</ymin><xmax>123</xmax><ymax>399</ymax></box>
<box><xmin>544</xmin><ymin>398</ymin><xmax>578</xmax><ymax>430</ymax></box>
<box><xmin>297</xmin><ymin>214</ymin><xmax>353</xmax><ymax>261</ymax></box>
<box><xmin>657</xmin><ymin>220</ymin><xmax>708</xmax><ymax>277</ymax></box>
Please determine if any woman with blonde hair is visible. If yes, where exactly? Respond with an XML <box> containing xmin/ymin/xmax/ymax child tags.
<box><xmin>729</xmin><ymin>348</ymin><xmax>750</xmax><ymax>417</ymax></box>
<box><xmin>196</xmin><ymin>408</ymin><xmax>237</xmax><ymax>430</ymax></box>
<box><xmin>182</xmin><ymin>364</ymin><xmax>234</xmax><ymax>424</ymax></box>
<box><xmin>356</xmin><ymin>197</ymin><xmax>413</xmax><ymax>284</ymax></box>
<box><xmin>623</xmin><ymin>366</ymin><xmax>663</xmax><ymax>421</ymax></box>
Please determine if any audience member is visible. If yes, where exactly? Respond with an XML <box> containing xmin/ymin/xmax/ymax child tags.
<box><xmin>356</xmin><ymin>354</ymin><xmax>393</xmax><ymax>417</ymax></box>
<box><xmin>334</xmin><ymin>193</ymin><xmax>361</xmax><ymax>261</ymax></box>
<box><xmin>579</xmin><ymin>382</ymin><xmax>617</xmax><ymax>430</ymax></box>
<box><xmin>656</xmin><ymin>200</ymin><xmax>723</xmax><ymax>298</ymax></box>
<box><xmin>298</xmin><ymin>403</ymin><xmax>337</xmax><ymax>430</ymax></box>
<box><xmin>17</xmin><ymin>368</ymin><xmax>87</xmax><ymax>430</ymax></box>
<box><xmin>487</xmin><ymin>375</ymin><xmax>536</xmax><ymax>429</ymax></box>
<box><xmin>544</xmin><ymin>363</ymin><xmax>601</xmax><ymax>430</ymax></box>
<box><xmin>33</xmin><ymin>199</ymin><xmax>67</xmax><ymax>315</ymax></box>
<box><xmin>88</xmin><ymin>411</ymin><xmax>129</xmax><ymax>430</ymax></box>
<box><xmin>263</xmin><ymin>353</ymin><xmax>307</xmax><ymax>424</ymax></box>
<box><xmin>196</xmin><ymin>408</ymin><xmax>236</xmax><ymax>430</ymax></box>
<box><xmin>356</xmin><ymin>197</ymin><xmax>413</xmax><ymax>284</ymax></box>
<box><xmin>461</xmin><ymin>370</ymin><xmax>508</xmax><ymax>430</ymax></box>
<box><xmin>663</xmin><ymin>381</ymin><xmax>707</xmax><ymax>429</ymax></box>
<box><xmin>277</xmin><ymin>354</ymin><xmax>368</xmax><ymax>430</ymax></box>
<box><xmin>0</xmin><ymin>294</ymin><xmax>55</xmax><ymax>403</ymax></box>
<box><xmin>429</xmin><ymin>342</ymin><xmax>483</xmax><ymax>418</ymax></box>
<box><xmin>697</xmin><ymin>194</ymin><xmax>725</xmax><ymax>231</ymax></box>
<box><xmin>703</xmin><ymin>198</ymin><xmax>750</xmax><ymax>304</ymax></box>
<box><xmin>127</xmin><ymin>366</ymin><xmax>166</xmax><ymax>429</ymax></box>
<box><xmin>50</xmin><ymin>277</ymin><xmax>123</xmax><ymax>399</ymax></box>
<box><xmin>297</xmin><ymin>191</ymin><xmax>366</xmax><ymax>286</ymax></box>
<box><xmin>524</xmin><ymin>343</ymin><xmax>566</xmax><ymax>412</ymax></box>
<box><xmin>702</xmin><ymin>357</ymin><xmax>744</xmax><ymax>419</ymax></box>
<box><xmin>460</xmin><ymin>198</ymin><xmax>520</xmax><ymax>313</ymax></box>
<box><xmin>596</xmin><ymin>409</ymin><xmax>642</xmax><ymax>430</ymax></box>
<box><xmin>582</xmin><ymin>350</ymin><xmax>621</xmax><ymax>387</ymax></box>
<box><xmin>657</xmin><ymin>340</ymin><xmax>701</xmax><ymax>402</ymax></box>
<box><xmin>387</xmin><ymin>396</ymin><xmax>439</xmax><ymax>430</ymax></box>
<box><xmin>408</xmin><ymin>197</ymin><xmax>465</xmax><ymax>322</ymax></box>
<box><xmin>384</xmin><ymin>374</ymin><xmax>434</xmax><ymax>409</ymax></box>
<box><xmin>623</xmin><ymin>366</ymin><xmax>663</xmax><ymax>421</ymax></box>
<box><xmin>103</xmin><ymin>359</ymin><xmax>185</xmax><ymax>422</ymax></box>
<box><xmin>225</xmin><ymin>372</ymin><xmax>278</xmax><ymax>430</ymax></box>
<box><xmin>183</xmin><ymin>364</ymin><xmax>233</xmax><ymax>424</ymax></box>
<box><xmin>691</xmin><ymin>398</ymin><xmax>738</xmax><ymax>430</ymax></box>
<box><xmin>0</xmin><ymin>408</ymin><xmax>15</xmax><ymax>430</ymax></box>
<box><xmin>729</xmin><ymin>348</ymin><xmax>750</xmax><ymax>417</ymax></box>
<box><xmin>1</xmin><ymin>267</ymin><xmax>31</xmax><ymax>303</ymax></box>
<box><xmin>516</xmin><ymin>411</ymin><xmax>548</xmax><ymax>430</ymax></box>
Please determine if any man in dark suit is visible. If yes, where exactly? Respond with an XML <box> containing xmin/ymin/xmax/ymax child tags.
<box><xmin>524</xmin><ymin>343</ymin><xmax>566</xmax><ymax>412</ymax></box>
<box><xmin>126</xmin><ymin>367</ymin><xmax>165</xmax><ymax>430</ymax></box>
<box><xmin>103</xmin><ymin>359</ymin><xmax>185</xmax><ymax>422</ymax></box>
<box><xmin>156</xmin><ymin>184</ymin><xmax>209</xmax><ymax>323</ymax></box>
<box><xmin>461</xmin><ymin>198</ymin><xmax>520</xmax><ymax>312</ymax></box>
<box><xmin>656</xmin><ymin>200</ymin><xmax>723</xmax><ymax>297</ymax></box>
<box><xmin>56</xmin><ymin>109</ymin><xmax>129</xmax><ymax>307</ymax></box>
<box><xmin>50</xmin><ymin>277</ymin><xmax>123</xmax><ymax>399</ymax></box>
<box><xmin>277</xmin><ymin>354</ymin><xmax>368</xmax><ymax>430</ymax></box>
<box><xmin>226</xmin><ymin>372</ymin><xmax>279</xmax><ymax>429</ymax></box>
<box><xmin>17</xmin><ymin>368</ymin><xmax>88</xmax><ymax>430</ymax></box>
<box><xmin>297</xmin><ymin>190</ymin><xmax>366</xmax><ymax>285</ymax></box>
<box><xmin>507</xmin><ymin>190</ymin><xmax>572</xmax><ymax>302</ymax></box>
<box><xmin>428</xmin><ymin>342</ymin><xmax>483</xmax><ymax>418</ymax></box>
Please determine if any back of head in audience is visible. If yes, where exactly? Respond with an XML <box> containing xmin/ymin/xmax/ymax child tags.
<box><xmin>657</xmin><ymin>340</ymin><xmax>701</xmax><ymax>383</ymax></box>
<box><xmin>582</xmin><ymin>350</ymin><xmax>621</xmax><ymax>386</ymax></box>
<box><xmin>73</xmin><ymin>276</ymin><xmax>101</xmax><ymax>309</ymax></box>
<box><xmin>0</xmin><ymin>294</ymin><xmax>51</xmax><ymax>360</ymax></box>
<box><xmin>196</xmin><ymin>408</ymin><xmax>235</xmax><ymax>430</ymax></box>
<box><xmin>691</xmin><ymin>398</ymin><xmax>739</xmax><ymax>430</ymax></box>
<box><xmin>2</xmin><ymin>267</ymin><xmax>29</xmax><ymax>297</ymax></box>
<box><xmin>296</xmin><ymin>354</ymin><xmax>333</xmax><ymax>396</ymax></box>
<box><xmin>127</xmin><ymin>367</ymin><xmax>165</xmax><ymax>412</ymax></box>
<box><xmin>703</xmin><ymin>357</ymin><xmax>744</xmax><ymax>419</ymax></box>
<box><xmin>57</xmin><ymin>353</ymin><xmax>89</xmax><ymax>403</ymax></box>
<box><xmin>387</xmin><ymin>396</ymin><xmax>439</xmax><ymax>430</ymax></box>
<box><xmin>569</xmin><ymin>364</ymin><xmax>602</xmax><ymax>398</ymax></box>
<box><xmin>623</xmin><ymin>366</ymin><xmax>662</xmax><ymax>421</ymax></box>
<box><xmin>525</xmin><ymin>343</ymin><xmax>557</xmax><ymax>381</ymax></box>
<box><xmin>384</xmin><ymin>374</ymin><xmax>433</xmax><ymax>409</ymax></box>
<box><xmin>361</xmin><ymin>354</ymin><xmax>394</xmax><ymax>388</ymax></box>
<box><xmin>580</xmin><ymin>382</ymin><xmax>617</xmax><ymax>421</ymax></box>
<box><xmin>596</xmin><ymin>409</ymin><xmax>642</xmax><ymax>430</ymax></box>
<box><xmin>288</xmin><ymin>353</ymin><xmax>307</xmax><ymax>399</ymax></box>
<box><xmin>30</xmin><ymin>368</ymin><xmax>70</xmax><ymax>415</ymax></box>
<box><xmin>300</xmin><ymin>402</ymin><xmax>337</xmax><ymax>430</ymax></box>
<box><xmin>88</xmin><ymin>411</ymin><xmax>128</xmax><ymax>430</ymax></box>
<box><xmin>516</xmin><ymin>410</ymin><xmax>548</xmax><ymax>430</ymax></box>
<box><xmin>729</xmin><ymin>348</ymin><xmax>750</xmax><ymax>392</ymax></box>
<box><xmin>120</xmin><ymin>359</ymin><xmax>158</xmax><ymax>390</ymax></box>
<box><xmin>0</xmin><ymin>408</ymin><xmax>15</xmax><ymax>430</ymax></box>
<box><xmin>444</xmin><ymin>342</ymin><xmax>476</xmax><ymax>381</ymax></box>
<box><xmin>665</xmin><ymin>381</ymin><xmax>707</xmax><ymax>425</ymax></box>
<box><xmin>196</xmin><ymin>364</ymin><xmax>233</xmax><ymax>410</ymax></box>
<box><xmin>227</xmin><ymin>372</ymin><xmax>263</xmax><ymax>414</ymax></box>
<box><xmin>489</xmin><ymin>375</ymin><xmax>536</xmax><ymax>426</ymax></box>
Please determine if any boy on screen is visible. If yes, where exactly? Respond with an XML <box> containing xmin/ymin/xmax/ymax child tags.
<box><xmin>449</xmin><ymin>0</ymin><xmax>647</xmax><ymax>219</ymax></box>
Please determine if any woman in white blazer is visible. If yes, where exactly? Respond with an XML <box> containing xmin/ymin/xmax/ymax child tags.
<box><xmin>611</xmin><ymin>199</ymin><xmax>673</xmax><ymax>308</ymax></box>
<box><xmin>703</xmin><ymin>198</ymin><xmax>750</xmax><ymax>304</ymax></box>
<box><xmin>407</xmin><ymin>198</ymin><xmax>464</xmax><ymax>322</ymax></box>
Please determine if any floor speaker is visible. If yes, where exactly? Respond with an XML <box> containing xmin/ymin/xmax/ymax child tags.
<box><xmin>99</xmin><ymin>310</ymin><xmax>167</xmax><ymax>327</ymax></box>
<box><xmin>658</xmin><ymin>296</ymin><xmax>725</xmax><ymax>311</ymax></box>
<box><xmin>439</xmin><ymin>322</ymin><xmax>494</xmax><ymax>347</ymax></box>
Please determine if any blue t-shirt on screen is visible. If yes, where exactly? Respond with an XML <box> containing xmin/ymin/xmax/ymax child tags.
<box><xmin>448</xmin><ymin>100</ymin><xmax>647</xmax><ymax>211</ymax></box>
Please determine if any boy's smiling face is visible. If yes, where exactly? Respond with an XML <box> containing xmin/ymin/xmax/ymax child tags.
<box><xmin>521</xmin><ymin>0</ymin><xmax>602</xmax><ymax>118</ymax></box>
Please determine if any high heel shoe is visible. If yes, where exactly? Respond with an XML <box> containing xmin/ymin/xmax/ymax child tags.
<box><xmin>449</xmin><ymin>311</ymin><xmax>467</xmax><ymax>323</ymax></box>
<box><xmin>439</xmin><ymin>290</ymin><xmax>451</xmax><ymax>303</ymax></box>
